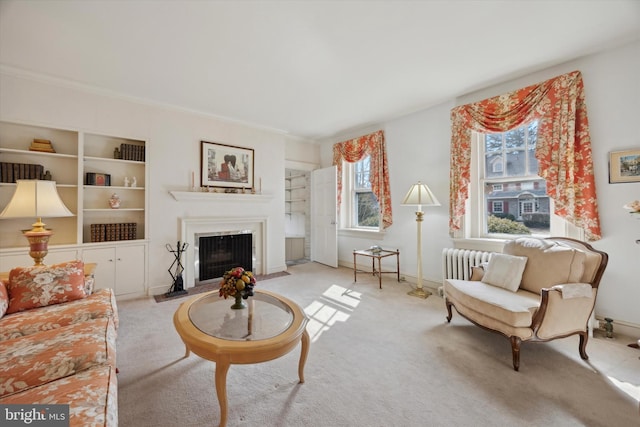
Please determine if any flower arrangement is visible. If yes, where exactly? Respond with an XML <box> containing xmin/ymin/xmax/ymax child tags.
<box><xmin>623</xmin><ymin>200</ymin><xmax>640</xmax><ymax>215</ymax></box>
<box><xmin>219</xmin><ymin>266</ymin><xmax>256</xmax><ymax>300</ymax></box>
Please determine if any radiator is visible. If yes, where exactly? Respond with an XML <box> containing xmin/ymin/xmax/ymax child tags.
<box><xmin>442</xmin><ymin>248</ymin><xmax>492</xmax><ymax>281</ymax></box>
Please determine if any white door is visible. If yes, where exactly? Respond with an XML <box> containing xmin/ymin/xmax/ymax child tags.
<box><xmin>311</xmin><ymin>166</ymin><xmax>338</xmax><ymax>268</ymax></box>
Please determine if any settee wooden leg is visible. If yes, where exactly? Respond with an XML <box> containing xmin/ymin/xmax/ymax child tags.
<box><xmin>510</xmin><ymin>336</ymin><xmax>521</xmax><ymax>371</ymax></box>
<box><xmin>578</xmin><ymin>331</ymin><xmax>589</xmax><ymax>360</ymax></box>
<box><xmin>445</xmin><ymin>300</ymin><xmax>453</xmax><ymax>323</ymax></box>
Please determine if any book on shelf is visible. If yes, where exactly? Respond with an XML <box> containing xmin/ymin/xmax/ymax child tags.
<box><xmin>29</xmin><ymin>138</ymin><xmax>56</xmax><ymax>153</ymax></box>
<box><xmin>0</xmin><ymin>162</ymin><xmax>45</xmax><ymax>183</ymax></box>
<box><xmin>90</xmin><ymin>222</ymin><xmax>138</xmax><ymax>242</ymax></box>
<box><xmin>120</xmin><ymin>143</ymin><xmax>145</xmax><ymax>162</ymax></box>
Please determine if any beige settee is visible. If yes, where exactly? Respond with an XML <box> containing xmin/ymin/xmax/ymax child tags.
<box><xmin>444</xmin><ymin>237</ymin><xmax>608</xmax><ymax>371</ymax></box>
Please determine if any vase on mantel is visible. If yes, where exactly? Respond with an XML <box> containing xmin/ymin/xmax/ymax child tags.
<box><xmin>230</xmin><ymin>293</ymin><xmax>247</xmax><ymax>310</ymax></box>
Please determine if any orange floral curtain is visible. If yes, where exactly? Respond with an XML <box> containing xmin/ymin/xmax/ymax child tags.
<box><xmin>450</xmin><ymin>70</ymin><xmax>602</xmax><ymax>240</ymax></box>
<box><xmin>332</xmin><ymin>130</ymin><xmax>393</xmax><ymax>229</ymax></box>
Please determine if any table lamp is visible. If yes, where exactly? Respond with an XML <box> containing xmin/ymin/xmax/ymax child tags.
<box><xmin>401</xmin><ymin>181</ymin><xmax>440</xmax><ymax>298</ymax></box>
<box><xmin>0</xmin><ymin>180</ymin><xmax>74</xmax><ymax>265</ymax></box>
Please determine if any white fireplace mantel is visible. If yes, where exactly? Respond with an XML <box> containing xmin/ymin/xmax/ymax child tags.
<box><xmin>169</xmin><ymin>191</ymin><xmax>272</xmax><ymax>202</ymax></box>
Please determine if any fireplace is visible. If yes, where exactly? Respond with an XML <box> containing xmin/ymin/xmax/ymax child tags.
<box><xmin>180</xmin><ymin>217</ymin><xmax>267</xmax><ymax>288</ymax></box>
<box><xmin>195</xmin><ymin>231</ymin><xmax>253</xmax><ymax>284</ymax></box>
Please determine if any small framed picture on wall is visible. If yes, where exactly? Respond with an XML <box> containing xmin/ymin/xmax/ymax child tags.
<box><xmin>609</xmin><ymin>148</ymin><xmax>640</xmax><ymax>183</ymax></box>
<box><xmin>200</xmin><ymin>141</ymin><xmax>254</xmax><ymax>189</ymax></box>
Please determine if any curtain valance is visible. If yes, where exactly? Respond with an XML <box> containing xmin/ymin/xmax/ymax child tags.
<box><xmin>450</xmin><ymin>70</ymin><xmax>601</xmax><ymax>240</ymax></box>
<box><xmin>332</xmin><ymin>130</ymin><xmax>393</xmax><ymax>229</ymax></box>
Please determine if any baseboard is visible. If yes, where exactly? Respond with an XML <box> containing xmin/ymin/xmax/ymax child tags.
<box><xmin>594</xmin><ymin>315</ymin><xmax>640</xmax><ymax>339</ymax></box>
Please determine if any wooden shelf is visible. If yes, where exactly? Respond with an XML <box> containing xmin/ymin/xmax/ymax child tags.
<box><xmin>84</xmin><ymin>208</ymin><xmax>144</xmax><ymax>212</ymax></box>
<box><xmin>169</xmin><ymin>191</ymin><xmax>273</xmax><ymax>202</ymax></box>
<box><xmin>84</xmin><ymin>185</ymin><xmax>145</xmax><ymax>190</ymax></box>
<box><xmin>84</xmin><ymin>156</ymin><xmax>144</xmax><ymax>165</ymax></box>
<box><xmin>0</xmin><ymin>147</ymin><xmax>78</xmax><ymax>159</ymax></box>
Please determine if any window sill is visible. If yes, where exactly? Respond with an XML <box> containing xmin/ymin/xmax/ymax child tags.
<box><xmin>339</xmin><ymin>228</ymin><xmax>386</xmax><ymax>240</ymax></box>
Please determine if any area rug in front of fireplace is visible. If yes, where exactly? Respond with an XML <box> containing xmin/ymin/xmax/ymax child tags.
<box><xmin>153</xmin><ymin>271</ymin><xmax>290</xmax><ymax>303</ymax></box>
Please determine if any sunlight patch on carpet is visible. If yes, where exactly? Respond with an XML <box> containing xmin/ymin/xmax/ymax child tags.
<box><xmin>304</xmin><ymin>284</ymin><xmax>361</xmax><ymax>343</ymax></box>
<box><xmin>608</xmin><ymin>375</ymin><xmax>640</xmax><ymax>403</ymax></box>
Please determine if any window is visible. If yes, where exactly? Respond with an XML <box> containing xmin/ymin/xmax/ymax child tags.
<box><xmin>480</xmin><ymin>121</ymin><xmax>550</xmax><ymax>236</ymax></box>
<box><xmin>344</xmin><ymin>156</ymin><xmax>380</xmax><ymax>229</ymax></box>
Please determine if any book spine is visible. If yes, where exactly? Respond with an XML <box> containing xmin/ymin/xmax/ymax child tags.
<box><xmin>0</xmin><ymin>163</ymin><xmax>7</xmax><ymax>183</ymax></box>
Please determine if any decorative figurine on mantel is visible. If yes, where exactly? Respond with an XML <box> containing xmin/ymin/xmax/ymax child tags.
<box><xmin>114</xmin><ymin>147</ymin><xmax>121</xmax><ymax>159</ymax></box>
<box><xmin>109</xmin><ymin>193</ymin><xmax>120</xmax><ymax>209</ymax></box>
<box><xmin>131</xmin><ymin>176</ymin><xmax>137</xmax><ymax>188</ymax></box>
<box><xmin>123</xmin><ymin>176</ymin><xmax>130</xmax><ymax>187</ymax></box>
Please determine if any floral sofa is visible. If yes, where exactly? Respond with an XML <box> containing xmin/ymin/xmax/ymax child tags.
<box><xmin>0</xmin><ymin>260</ymin><xmax>118</xmax><ymax>426</ymax></box>
<box><xmin>444</xmin><ymin>237</ymin><xmax>608</xmax><ymax>371</ymax></box>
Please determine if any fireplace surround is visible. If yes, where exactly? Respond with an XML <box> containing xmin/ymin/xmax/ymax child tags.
<box><xmin>180</xmin><ymin>217</ymin><xmax>267</xmax><ymax>288</ymax></box>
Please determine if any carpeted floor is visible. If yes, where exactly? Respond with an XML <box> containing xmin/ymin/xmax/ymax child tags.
<box><xmin>117</xmin><ymin>262</ymin><xmax>640</xmax><ymax>426</ymax></box>
<box><xmin>153</xmin><ymin>271</ymin><xmax>290</xmax><ymax>303</ymax></box>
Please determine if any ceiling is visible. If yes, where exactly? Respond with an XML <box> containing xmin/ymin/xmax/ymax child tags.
<box><xmin>1</xmin><ymin>1</ymin><xmax>639</xmax><ymax>140</ymax></box>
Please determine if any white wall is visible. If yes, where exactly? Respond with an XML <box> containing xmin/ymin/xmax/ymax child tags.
<box><xmin>0</xmin><ymin>72</ymin><xmax>318</xmax><ymax>294</ymax></box>
<box><xmin>319</xmin><ymin>40</ymin><xmax>640</xmax><ymax>330</ymax></box>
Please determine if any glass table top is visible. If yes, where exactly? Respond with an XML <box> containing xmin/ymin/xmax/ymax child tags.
<box><xmin>188</xmin><ymin>292</ymin><xmax>294</xmax><ymax>341</ymax></box>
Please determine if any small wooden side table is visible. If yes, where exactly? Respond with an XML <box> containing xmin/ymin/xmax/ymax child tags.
<box><xmin>353</xmin><ymin>248</ymin><xmax>400</xmax><ymax>289</ymax></box>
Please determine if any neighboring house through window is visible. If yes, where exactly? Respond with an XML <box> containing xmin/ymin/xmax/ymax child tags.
<box><xmin>480</xmin><ymin>121</ymin><xmax>550</xmax><ymax>237</ymax></box>
<box><xmin>449</xmin><ymin>71</ymin><xmax>602</xmax><ymax>242</ymax></box>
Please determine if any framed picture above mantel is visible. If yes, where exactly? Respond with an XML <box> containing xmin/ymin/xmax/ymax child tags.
<box><xmin>201</xmin><ymin>141</ymin><xmax>254</xmax><ymax>189</ymax></box>
<box><xmin>609</xmin><ymin>148</ymin><xmax>640</xmax><ymax>183</ymax></box>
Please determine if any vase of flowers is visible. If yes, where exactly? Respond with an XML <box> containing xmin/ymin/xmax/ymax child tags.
<box><xmin>219</xmin><ymin>266</ymin><xmax>257</xmax><ymax>309</ymax></box>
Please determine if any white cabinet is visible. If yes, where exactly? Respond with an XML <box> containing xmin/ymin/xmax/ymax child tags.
<box><xmin>285</xmin><ymin>237</ymin><xmax>305</xmax><ymax>261</ymax></box>
<box><xmin>0</xmin><ymin>120</ymin><xmax>149</xmax><ymax>296</ymax></box>
<box><xmin>82</xmin><ymin>244</ymin><xmax>146</xmax><ymax>296</ymax></box>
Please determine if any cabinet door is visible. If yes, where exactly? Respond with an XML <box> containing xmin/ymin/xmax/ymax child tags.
<box><xmin>82</xmin><ymin>245</ymin><xmax>145</xmax><ymax>295</ymax></box>
<box><xmin>82</xmin><ymin>247</ymin><xmax>116</xmax><ymax>292</ymax></box>
<box><xmin>115</xmin><ymin>244</ymin><xmax>146</xmax><ymax>295</ymax></box>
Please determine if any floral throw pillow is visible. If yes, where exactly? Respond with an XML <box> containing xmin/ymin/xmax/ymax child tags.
<box><xmin>0</xmin><ymin>279</ymin><xmax>8</xmax><ymax>318</ymax></box>
<box><xmin>6</xmin><ymin>260</ymin><xmax>87</xmax><ymax>314</ymax></box>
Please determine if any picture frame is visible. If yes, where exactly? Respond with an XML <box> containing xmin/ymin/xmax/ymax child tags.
<box><xmin>609</xmin><ymin>149</ymin><xmax>640</xmax><ymax>183</ymax></box>
<box><xmin>201</xmin><ymin>141</ymin><xmax>254</xmax><ymax>189</ymax></box>
<box><xmin>85</xmin><ymin>172</ymin><xmax>111</xmax><ymax>186</ymax></box>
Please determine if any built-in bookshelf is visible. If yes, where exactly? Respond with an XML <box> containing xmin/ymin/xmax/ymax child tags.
<box><xmin>0</xmin><ymin>121</ymin><xmax>148</xmax><ymax>296</ymax></box>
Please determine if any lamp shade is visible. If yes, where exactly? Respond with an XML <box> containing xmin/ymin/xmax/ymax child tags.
<box><xmin>401</xmin><ymin>181</ymin><xmax>440</xmax><ymax>209</ymax></box>
<box><xmin>0</xmin><ymin>180</ymin><xmax>74</xmax><ymax>219</ymax></box>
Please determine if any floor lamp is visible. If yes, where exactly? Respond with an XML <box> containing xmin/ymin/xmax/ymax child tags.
<box><xmin>401</xmin><ymin>181</ymin><xmax>440</xmax><ymax>299</ymax></box>
<box><xmin>0</xmin><ymin>180</ymin><xmax>74</xmax><ymax>266</ymax></box>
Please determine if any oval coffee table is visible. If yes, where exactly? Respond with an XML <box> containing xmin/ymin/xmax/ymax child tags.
<box><xmin>173</xmin><ymin>289</ymin><xmax>310</xmax><ymax>427</ymax></box>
